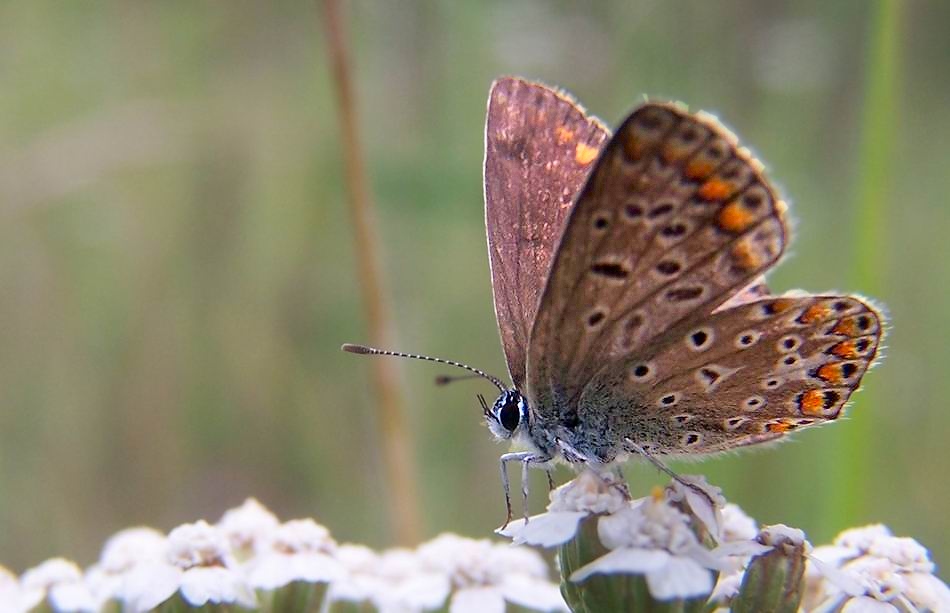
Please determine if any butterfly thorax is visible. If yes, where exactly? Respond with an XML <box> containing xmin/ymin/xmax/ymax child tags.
<box><xmin>486</xmin><ymin>386</ymin><xmax>614</xmax><ymax>465</ymax></box>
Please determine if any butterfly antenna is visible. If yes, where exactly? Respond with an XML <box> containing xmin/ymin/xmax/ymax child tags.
<box><xmin>342</xmin><ymin>343</ymin><xmax>506</xmax><ymax>392</ymax></box>
<box><xmin>434</xmin><ymin>373</ymin><xmax>484</xmax><ymax>386</ymax></box>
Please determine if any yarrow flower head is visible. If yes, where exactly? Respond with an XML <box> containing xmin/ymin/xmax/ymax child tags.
<box><xmin>415</xmin><ymin>534</ymin><xmax>566</xmax><ymax>612</ymax></box>
<box><xmin>18</xmin><ymin>558</ymin><xmax>94</xmax><ymax>612</ymax></box>
<box><xmin>665</xmin><ymin>475</ymin><xmax>726</xmax><ymax>544</ymax></box>
<box><xmin>569</xmin><ymin>493</ymin><xmax>725</xmax><ymax>600</ymax></box>
<box><xmin>2</xmin><ymin>487</ymin><xmax>946</xmax><ymax>613</ymax></box>
<box><xmin>805</xmin><ymin>524</ymin><xmax>950</xmax><ymax>612</ymax></box>
<box><xmin>498</xmin><ymin>469</ymin><xmax>628</xmax><ymax>547</ymax></box>
<box><xmin>497</xmin><ymin>470</ymin><xmax>751</xmax><ymax>611</ymax></box>
<box><xmin>111</xmin><ymin>520</ymin><xmax>257</xmax><ymax>611</ymax></box>
<box><xmin>217</xmin><ymin>497</ymin><xmax>281</xmax><ymax>561</ymax></box>
<box><xmin>328</xmin><ymin>534</ymin><xmax>566</xmax><ymax>612</ymax></box>
<box><xmin>244</xmin><ymin>518</ymin><xmax>343</xmax><ymax>592</ymax></box>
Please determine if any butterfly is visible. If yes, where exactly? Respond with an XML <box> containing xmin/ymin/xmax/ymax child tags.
<box><xmin>345</xmin><ymin>77</ymin><xmax>883</xmax><ymax>524</ymax></box>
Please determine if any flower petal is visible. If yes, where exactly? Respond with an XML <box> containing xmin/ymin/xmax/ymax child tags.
<box><xmin>450</xmin><ymin>586</ymin><xmax>506</xmax><ymax>613</ymax></box>
<box><xmin>645</xmin><ymin>556</ymin><xmax>714</xmax><ymax>600</ymax></box>
<box><xmin>502</xmin><ymin>511</ymin><xmax>588</xmax><ymax>547</ymax></box>
<box><xmin>118</xmin><ymin>561</ymin><xmax>181</xmax><ymax>612</ymax></box>
<box><xmin>179</xmin><ymin>566</ymin><xmax>257</xmax><ymax>608</ymax></box>
<box><xmin>840</xmin><ymin>595</ymin><xmax>899</xmax><ymax>613</ymax></box>
<box><xmin>500</xmin><ymin>574</ymin><xmax>568</xmax><ymax>611</ymax></box>
<box><xmin>808</xmin><ymin>555</ymin><xmax>866</xmax><ymax>597</ymax></box>
<box><xmin>570</xmin><ymin>547</ymin><xmax>670</xmax><ymax>582</ymax></box>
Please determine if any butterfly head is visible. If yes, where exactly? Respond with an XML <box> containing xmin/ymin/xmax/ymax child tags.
<box><xmin>484</xmin><ymin>389</ymin><xmax>528</xmax><ymax>440</ymax></box>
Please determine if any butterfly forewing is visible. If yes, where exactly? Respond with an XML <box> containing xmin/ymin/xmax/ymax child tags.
<box><xmin>485</xmin><ymin>77</ymin><xmax>609</xmax><ymax>388</ymax></box>
<box><xmin>528</xmin><ymin>103</ymin><xmax>788</xmax><ymax>421</ymax></box>
<box><xmin>517</xmin><ymin>103</ymin><xmax>857</xmax><ymax>463</ymax></box>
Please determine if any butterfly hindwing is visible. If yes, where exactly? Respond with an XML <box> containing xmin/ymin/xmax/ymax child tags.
<box><xmin>527</xmin><ymin>103</ymin><xmax>789</xmax><ymax>438</ymax></box>
<box><xmin>581</xmin><ymin>294</ymin><xmax>883</xmax><ymax>455</ymax></box>
<box><xmin>485</xmin><ymin>77</ymin><xmax>609</xmax><ymax>389</ymax></box>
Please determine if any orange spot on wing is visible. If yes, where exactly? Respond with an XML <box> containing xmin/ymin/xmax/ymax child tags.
<box><xmin>830</xmin><ymin>340</ymin><xmax>859</xmax><ymax>359</ymax></box>
<box><xmin>575</xmin><ymin>142</ymin><xmax>599</xmax><ymax>165</ymax></box>
<box><xmin>769</xmin><ymin>298</ymin><xmax>796</xmax><ymax>314</ymax></box>
<box><xmin>556</xmin><ymin>126</ymin><xmax>574</xmax><ymax>144</ymax></box>
<box><xmin>731</xmin><ymin>239</ymin><xmax>761</xmax><ymax>271</ymax></box>
<box><xmin>833</xmin><ymin>319</ymin><xmax>858</xmax><ymax>336</ymax></box>
<box><xmin>817</xmin><ymin>363</ymin><xmax>844</xmax><ymax>384</ymax></box>
<box><xmin>717</xmin><ymin>200</ymin><xmax>756</xmax><ymax>232</ymax></box>
<box><xmin>685</xmin><ymin>160</ymin><xmax>715</xmax><ymax>180</ymax></box>
<box><xmin>698</xmin><ymin>178</ymin><xmax>733</xmax><ymax>201</ymax></box>
<box><xmin>767</xmin><ymin>421</ymin><xmax>793</xmax><ymax>433</ymax></box>
<box><xmin>661</xmin><ymin>145</ymin><xmax>684</xmax><ymax>164</ymax></box>
<box><xmin>799</xmin><ymin>389</ymin><xmax>825</xmax><ymax>416</ymax></box>
<box><xmin>799</xmin><ymin>304</ymin><xmax>831</xmax><ymax>324</ymax></box>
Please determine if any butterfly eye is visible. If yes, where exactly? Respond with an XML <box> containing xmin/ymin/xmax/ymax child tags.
<box><xmin>498</xmin><ymin>396</ymin><xmax>522</xmax><ymax>432</ymax></box>
<box><xmin>490</xmin><ymin>391</ymin><xmax>524</xmax><ymax>434</ymax></box>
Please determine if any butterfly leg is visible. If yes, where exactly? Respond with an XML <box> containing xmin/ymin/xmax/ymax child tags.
<box><xmin>519</xmin><ymin>456</ymin><xmax>537</xmax><ymax>521</ymax></box>
<box><xmin>610</xmin><ymin>465</ymin><xmax>631</xmax><ymax>499</ymax></box>
<box><xmin>624</xmin><ymin>439</ymin><xmax>717</xmax><ymax>507</ymax></box>
<box><xmin>546</xmin><ymin>468</ymin><xmax>556</xmax><ymax>492</ymax></box>
<box><xmin>499</xmin><ymin>451</ymin><xmax>550</xmax><ymax>529</ymax></box>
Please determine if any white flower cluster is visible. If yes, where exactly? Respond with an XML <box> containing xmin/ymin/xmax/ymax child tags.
<box><xmin>0</xmin><ymin>498</ymin><xmax>566</xmax><ymax>613</ymax></box>
<box><xmin>501</xmin><ymin>471</ymin><xmax>742</xmax><ymax>600</ymax></box>
<box><xmin>500</xmin><ymin>470</ymin><xmax>950</xmax><ymax>612</ymax></box>
<box><xmin>805</xmin><ymin>524</ymin><xmax>950</xmax><ymax>612</ymax></box>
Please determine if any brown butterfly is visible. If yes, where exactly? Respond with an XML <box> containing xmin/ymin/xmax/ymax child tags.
<box><xmin>345</xmin><ymin>77</ymin><xmax>883</xmax><ymax>524</ymax></box>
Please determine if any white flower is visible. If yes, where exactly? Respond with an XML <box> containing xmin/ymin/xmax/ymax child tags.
<box><xmin>48</xmin><ymin>580</ymin><xmax>99</xmax><ymax>612</ymax></box>
<box><xmin>79</xmin><ymin>527</ymin><xmax>169</xmax><ymax>610</ymax></box>
<box><xmin>0</xmin><ymin>564</ymin><xmax>38</xmax><ymax>613</ymax></box>
<box><xmin>708</xmin><ymin>569</ymin><xmax>743</xmax><ymax>605</ymax></box>
<box><xmin>665</xmin><ymin>475</ymin><xmax>725</xmax><ymax>541</ymax></box>
<box><xmin>759</xmin><ymin>524</ymin><xmax>807</xmax><ymax>549</ymax></box>
<box><xmin>571</xmin><ymin>497</ymin><xmax>726</xmax><ymax>600</ymax></box>
<box><xmin>20</xmin><ymin>558</ymin><xmax>83</xmax><ymax>591</ymax></box>
<box><xmin>19</xmin><ymin>558</ymin><xmax>84</xmax><ymax>611</ymax></box>
<box><xmin>836</xmin><ymin>525</ymin><xmax>894</xmax><ymax>551</ymax></box>
<box><xmin>167</xmin><ymin>520</ymin><xmax>232</xmax><ymax>569</ymax></box>
<box><xmin>327</xmin><ymin>544</ymin><xmax>450</xmax><ymax>612</ymax></box>
<box><xmin>179</xmin><ymin>566</ymin><xmax>256</xmax><ymax>608</ymax></box>
<box><xmin>325</xmin><ymin>544</ymin><xmax>383</xmax><ymax>605</ymax></box>
<box><xmin>498</xmin><ymin>470</ymin><xmax>626</xmax><ymax>547</ymax></box>
<box><xmin>719</xmin><ymin>504</ymin><xmax>759</xmax><ymax>543</ymax></box>
<box><xmin>118</xmin><ymin>561</ymin><xmax>183</xmax><ymax>613</ymax></box>
<box><xmin>217</xmin><ymin>498</ymin><xmax>280</xmax><ymax>560</ymax></box>
<box><xmin>98</xmin><ymin>527</ymin><xmax>168</xmax><ymax>573</ymax></box>
<box><xmin>547</xmin><ymin>470</ymin><xmax>629</xmax><ymax>515</ymax></box>
<box><xmin>805</xmin><ymin>524</ymin><xmax>950</xmax><ymax>612</ymax></box>
<box><xmin>165</xmin><ymin>521</ymin><xmax>256</xmax><ymax>608</ymax></box>
<box><xmin>116</xmin><ymin>520</ymin><xmax>256</xmax><ymax>611</ymax></box>
<box><xmin>244</xmin><ymin>518</ymin><xmax>343</xmax><ymax>590</ymax></box>
<box><xmin>416</xmin><ymin>533</ymin><xmax>566</xmax><ymax>612</ymax></box>
<box><xmin>376</xmin><ymin>547</ymin><xmax>450</xmax><ymax>612</ymax></box>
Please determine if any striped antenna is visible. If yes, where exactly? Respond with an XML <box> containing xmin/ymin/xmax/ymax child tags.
<box><xmin>341</xmin><ymin>344</ymin><xmax>507</xmax><ymax>392</ymax></box>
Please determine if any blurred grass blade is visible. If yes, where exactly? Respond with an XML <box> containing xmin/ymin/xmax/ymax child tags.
<box><xmin>826</xmin><ymin>0</ymin><xmax>901</xmax><ymax>532</ymax></box>
<box><xmin>321</xmin><ymin>0</ymin><xmax>423</xmax><ymax>545</ymax></box>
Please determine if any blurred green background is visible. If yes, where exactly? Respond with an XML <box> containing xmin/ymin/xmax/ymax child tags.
<box><xmin>0</xmin><ymin>1</ymin><xmax>947</xmax><ymax>574</ymax></box>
